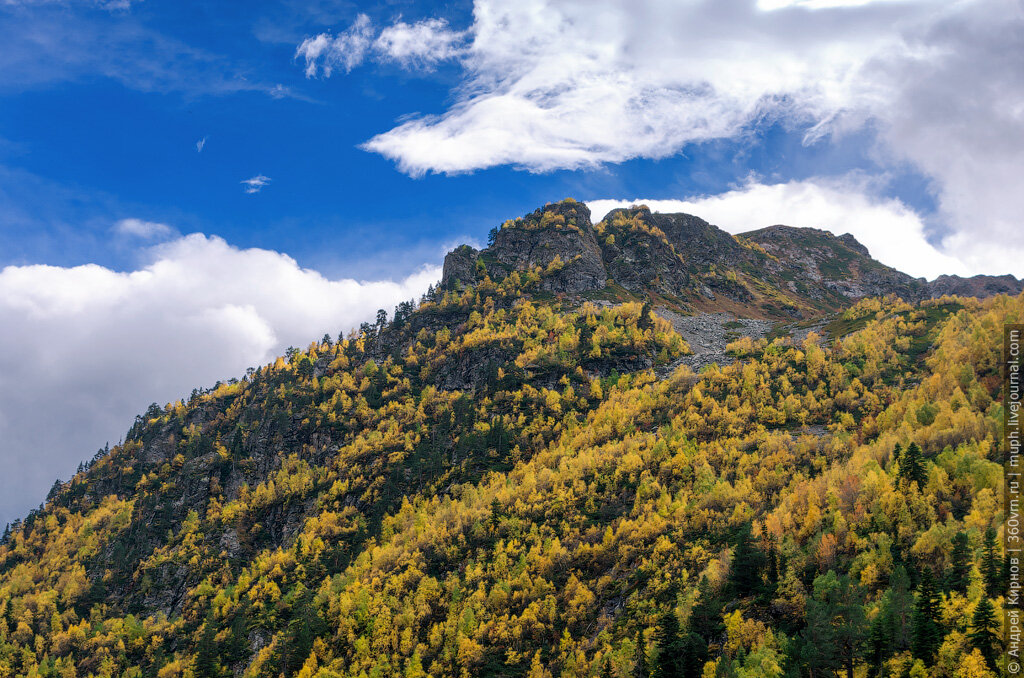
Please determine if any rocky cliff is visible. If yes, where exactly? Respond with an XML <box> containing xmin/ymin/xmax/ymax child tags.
<box><xmin>926</xmin><ymin>273</ymin><xmax>1024</xmax><ymax>298</ymax></box>
<box><xmin>444</xmin><ymin>199</ymin><xmax>1020</xmax><ymax>321</ymax></box>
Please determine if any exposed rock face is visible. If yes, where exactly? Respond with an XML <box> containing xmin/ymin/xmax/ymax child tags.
<box><xmin>651</xmin><ymin>211</ymin><xmax>752</xmax><ymax>270</ymax></box>
<box><xmin>439</xmin><ymin>199</ymin><xmax>1019</xmax><ymax>320</ymax></box>
<box><xmin>489</xmin><ymin>200</ymin><xmax>607</xmax><ymax>293</ymax></box>
<box><xmin>598</xmin><ymin>207</ymin><xmax>693</xmax><ymax>296</ymax></box>
<box><xmin>599</xmin><ymin>207</ymin><xmax>755</xmax><ymax>303</ymax></box>
<box><xmin>742</xmin><ymin>225</ymin><xmax>925</xmax><ymax>302</ymax></box>
<box><xmin>926</xmin><ymin>274</ymin><xmax>1024</xmax><ymax>299</ymax></box>
<box><xmin>441</xmin><ymin>245</ymin><xmax>479</xmax><ymax>290</ymax></box>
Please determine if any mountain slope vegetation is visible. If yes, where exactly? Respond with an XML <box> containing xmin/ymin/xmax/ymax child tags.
<box><xmin>0</xmin><ymin>200</ymin><xmax>1014</xmax><ymax>678</ymax></box>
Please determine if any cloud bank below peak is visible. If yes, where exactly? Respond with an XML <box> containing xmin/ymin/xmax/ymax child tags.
<box><xmin>0</xmin><ymin>231</ymin><xmax>441</xmax><ymax>526</ymax></box>
<box><xmin>587</xmin><ymin>177</ymin><xmax>971</xmax><ymax>281</ymax></box>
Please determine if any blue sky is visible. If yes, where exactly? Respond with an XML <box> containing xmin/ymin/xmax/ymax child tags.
<box><xmin>0</xmin><ymin>0</ymin><xmax>1021</xmax><ymax>524</ymax></box>
<box><xmin>0</xmin><ymin>0</ymin><xmax>939</xmax><ymax>277</ymax></box>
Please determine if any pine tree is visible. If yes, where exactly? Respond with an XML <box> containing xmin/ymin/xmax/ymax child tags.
<box><xmin>682</xmin><ymin>632</ymin><xmax>708</xmax><ymax>678</ymax></box>
<box><xmin>884</xmin><ymin>566</ymin><xmax>914</xmax><ymax>653</ymax></box>
<box><xmin>866</xmin><ymin>616</ymin><xmax>887</xmax><ymax>677</ymax></box>
<box><xmin>729</xmin><ymin>524</ymin><xmax>764</xmax><ymax>598</ymax></box>
<box><xmin>653</xmin><ymin>609</ymin><xmax>686</xmax><ymax>678</ymax></box>
<box><xmin>283</xmin><ymin>586</ymin><xmax>319</xmax><ymax>674</ymax></box>
<box><xmin>689</xmin><ymin>577</ymin><xmax>722</xmax><ymax>644</ymax></box>
<box><xmin>968</xmin><ymin>598</ymin><xmax>1000</xmax><ymax>670</ymax></box>
<box><xmin>713</xmin><ymin>658</ymin><xmax>737</xmax><ymax>678</ymax></box>
<box><xmin>911</xmin><ymin>568</ymin><xmax>942</xmax><ymax>661</ymax></box>
<box><xmin>489</xmin><ymin>497</ymin><xmax>503</xmax><ymax>529</ymax></box>
<box><xmin>949</xmin><ymin>531</ymin><xmax>972</xmax><ymax>594</ymax></box>
<box><xmin>603</xmin><ymin>655</ymin><xmax>615</xmax><ymax>678</ymax></box>
<box><xmin>194</xmin><ymin>617</ymin><xmax>219</xmax><ymax>678</ymax></box>
<box><xmin>801</xmin><ymin>571</ymin><xmax>866</xmax><ymax>678</ymax></box>
<box><xmin>900</xmin><ymin>442</ymin><xmax>926</xmax><ymax>488</ymax></box>
<box><xmin>634</xmin><ymin>627</ymin><xmax>650</xmax><ymax>678</ymax></box>
<box><xmin>224</xmin><ymin>605</ymin><xmax>250</xmax><ymax>669</ymax></box>
<box><xmin>981</xmin><ymin>527</ymin><xmax>1001</xmax><ymax>598</ymax></box>
<box><xmin>765</xmin><ymin>533</ymin><xmax>779</xmax><ymax>591</ymax></box>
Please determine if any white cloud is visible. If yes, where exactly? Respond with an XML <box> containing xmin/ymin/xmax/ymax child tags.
<box><xmin>196</xmin><ymin>136</ymin><xmax>207</xmax><ymax>153</ymax></box>
<box><xmin>356</xmin><ymin>0</ymin><xmax>938</xmax><ymax>175</ymax></box>
<box><xmin>756</xmin><ymin>0</ymin><xmax>915</xmax><ymax>9</ymax></box>
<box><xmin>0</xmin><ymin>231</ymin><xmax>441</xmax><ymax>526</ymax></box>
<box><xmin>374</xmin><ymin>18</ymin><xmax>465</xmax><ymax>69</ymax></box>
<box><xmin>297</xmin><ymin>14</ymin><xmax>465</xmax><ymax>77</ymax></box>
<box><xmin>303</xmin><ymin>0</ymin><xmax>1023</xmax><ymax>278</ymax></box>
<box><xmin>114</xmin><ymin>217</ymin><xmax>174</xmax><ymax>239</ymax></box>
<box><xmin>0</xmin><ymin>4</ymin><xmax>290</xmax><ymax>99</ymax></box>
<box><xmin>587</xmin><ymin>176</ymin><xmax>974</xmax><ymax>280</ymax></box>
<box><xmin>296</xmin><ymin>13</ymin><xmax>374</xmax><ymax>77</ymax></box>
<box><xmin>241</xmin><ymin>174</ymin><xmax>271</xmax><ymax>194</ymax></box>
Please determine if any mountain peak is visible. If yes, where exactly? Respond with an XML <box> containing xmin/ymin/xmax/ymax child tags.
<box><xmin>443</xmin><ymin>198</ymin><xmax>936</xmax><ymax>319</ymax></box>
<box><xmin>443</xmin><ymin>199</ymin><xmax>607</xmax><ymax>294</ymax></box>
<box><xmin>742</xmin><ymin>224</ymin><xmax>871</xmax><ymax>258</ymax></box>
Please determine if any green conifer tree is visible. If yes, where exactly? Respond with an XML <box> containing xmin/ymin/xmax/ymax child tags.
<box><xmin>194</xmin><ymin>617</ymin><xmax>219</xmax><ymax>678</ymax></box>
<box><xmin>911</xmin><ymin>568</ymin><xmax>942</xmax><ymax>661</ymax></box>
<box><xmin>634</xmin><ymin>628</ymin><xmax>649</xmax><ymax>678</ymax></box>
<box><xmin>968</xmin><ymin>598</ymin><xmax>1000</xmax><ymax>670</ymax></box>
<box><xmin>682</xmin><ymin>632</ymin><xmax>708</xmax><ymax>678</ymax></box>
<box><xmin>689</xmin><ymin>577</ymin><xmax>723</xmax><ymax>644</ymax></box>
<box><xmin>729</xmin><ymin>524</ymin><xmax>764</xmax><ymax>598</ymax></box>
<box><xmin>948</xmin><ymin>531</ymin><xmax>972</xmax><ymax>594</ymax></box>
<box><xmin>900</xmin><ymin>442</ymin><xmax>926</xmax><ymax>488</ymax></box>
<box><xmin>765</xmin><ymin>533</ymin><xmax>779</xmax><ymax>591</ymax></box>
<box><xmin>981</xmin><ymin>527</ymin><xmax>1002</xmax><ymax>598</ymax></box>
<box><xmin>653</xmin><ymin>609</ymin><xmax>686</xmax><ymax>678</ymax></box>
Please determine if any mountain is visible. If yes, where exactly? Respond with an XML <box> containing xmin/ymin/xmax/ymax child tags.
<box><xmin>0</xmin><ymin>199</ymin><xmax>1017</xmax><ymax>678</ymax></box>
<box><xmin>925</xmin><ymin>273</ymin><xmax>1024</xmax><ymax>299</ymax></box>
<box><xmin>445</xmin><ymin>200</ymin><xmax>1020</xmax><ymax>321</ymax></box>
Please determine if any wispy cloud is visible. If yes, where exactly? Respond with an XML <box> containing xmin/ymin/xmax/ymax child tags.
<box><xmin>114</xmin><ymin>217</ymin><xmax>175</xmax><ymax>240</ymax></box>
<box><xmin>241</xmin><ymin>174</ymin><xmax>272</xmax><ymax>194</ymax></box>
<box><xmin>196</xmin><ymin>136</ymin><xmax>207</xmax><ymax>153</ymax></box>
<box><xmin>297</xmin><ymin>14</ymin><xmax>466</xmax><ymax>77</ymax></box>
<box><xmin>0</xmin><ymin>3</ymin><xmax>298</xmax><ymax>99</ymax></box>
<box><xmin>296</xmin><ymin>13</ymin><xmax>375</xmax><ymax>77</ymax></box>
<box><xmin>374</xmin><ymin>18</ymin><xmax>465</xmax><ymax>70</ymax></box>
<box><xmin>2</xmin><ymin>0</ymin><xmax>141</xmax><ymax>9</ymax></box>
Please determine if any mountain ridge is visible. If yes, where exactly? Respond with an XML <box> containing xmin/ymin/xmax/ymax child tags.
<box><xmin>444</xmin><ymin>199</ymin><xmax>1022</xmax><ymax>317</ymax></box>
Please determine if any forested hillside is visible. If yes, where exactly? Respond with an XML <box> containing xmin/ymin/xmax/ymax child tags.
<box><xmin>0</xmin><ymin>201</ymin><xmax>1015</xmax><ymax>678</ymax></box>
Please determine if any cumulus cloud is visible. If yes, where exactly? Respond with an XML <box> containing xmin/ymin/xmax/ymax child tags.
<box><xmin>303</xmin><ymin>0</ymin><xmax>1023</xmax><ymax>278</ymax></box>
<box><xmin>0</xmin><ymin>231</ymin><xmax>441</xmax><ymax>526</ymax></box>
<box><xmin>587</xmin><ymin>176</ymin><xmax>973</xmax><ymax>280</ymax></box>
<box><xmin>354</xmin><ymin>0</ymin><xmax>934</xmax><ymax>175</ymax></box>
<box><xmin>241</xmin><ymin>174</ymin><xmax>272</xmax><ymax>194</ymax></box>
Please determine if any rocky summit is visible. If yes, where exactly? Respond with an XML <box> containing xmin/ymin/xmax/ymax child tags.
<box><xmin>443</xmin><ymin>199</ymin><xmax>1022</xmax><ymax>319</ymax></box>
